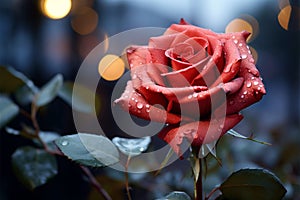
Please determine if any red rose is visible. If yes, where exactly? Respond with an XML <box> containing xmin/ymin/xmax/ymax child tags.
<box><xmin>114</xmin><ymin>19</ymin><xmax>266</xmax><ymax>156</ymax></box>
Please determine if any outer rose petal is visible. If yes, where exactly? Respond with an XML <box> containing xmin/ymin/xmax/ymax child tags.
<box><xmin>158</xmin><ymin>114</ymin><xmax>243</xmax><ymax>156</ymax></box>
<box><xmin>114</xmin><ymin>81</ymin><xmax>184</xmax><ymax>124</ymax></box>
<box><xmin>220</xmin><ymin>32</ymin><xmax>266</xmax><ymax>115</ymax></box>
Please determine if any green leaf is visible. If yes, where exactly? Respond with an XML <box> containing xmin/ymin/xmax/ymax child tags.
<box><xmin>0</xmin><ymin>96</ymin><xmax>19</xmax><ymax>129</ymax></box>
<box><xmin>35</xmin><ymin>74</ymin><xmax>63</xmax><ymax>107</ymax></box>
<box><xmin>14</xmin><ymin>85</ymin><xmax>36</xmax><ymax>105</ymax></box>
<box><xmin>58</xmin><ymin>81</ymin><xmax>100</xmax><ymax>114</ymax></box>
<box><xmin>0</xmin><ymin>66</ymin><xmax>37</xmax><ymax>94</ymax></box>
<box><xmin>220</xmin><ymin>168</ymin><xmax>287</xmax><ymax>200</ymax></box>
<box><xmin>55</xmin><ymin>133</ymin><xmax>119</xmax><ymax>167</ymax></box>
<box><xmin>227</xmin><ymin>129</ymin><xmax>271</xmax><ymax>145</ymax></box>
<box><xmin>112</xmin><ymin>136</ymin><xmax>151</xmax><ymax>157</ymax></box>
<box><xmin>11</xmin><ymin>146</ymin><xmax>58</xmax><ymax>190</ymax></box>
<box><xmin>156</xmin><ymin>191</ymin><xmax>191</xmax><ymax>200</ymax></box>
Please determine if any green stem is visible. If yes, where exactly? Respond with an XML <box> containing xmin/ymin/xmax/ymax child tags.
<box><xmin>195</xmin><ymin>158</ymin><xmax>203</xmax><ymax>200</ymax></box>
<box><xmin>125</xmin><ymin>155</ymin><xmax>132</xmax><ymax>200</ymax></box>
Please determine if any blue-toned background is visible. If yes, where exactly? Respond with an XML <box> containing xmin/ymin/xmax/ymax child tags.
<box><xmin>0</xmin><ymin>0</ymin><xmax>299</xmax><ymax>199</ymax></box>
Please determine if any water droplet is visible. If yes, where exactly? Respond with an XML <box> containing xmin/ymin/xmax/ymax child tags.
<box><xmin>259</xmin><ymin>77</ymin><xmax>263</xmax><ymax>81</ymax></box>
<box><xmin>248</xmin><ymin>50</ymin><xmax>251</xmax><ymax>54</ymax></box>
<box><xmin>243</xmin><ymin>91</ymin><xmax>248</xmax><ymax>95</ymax></box>
<box><xmin>246</xmin><ymin>82</ymin><xmax>252</xmax><ymax>88</ymax></box>
<box><xmin>253</xmin><ymin>81</ymin><xmax>259</xmax><ymax>86</ymax></box>
<box><xmin>130</xmin><ymin>63</ymin><xmax>134</xmax><ymax>67</ymax></box>
<box><xmin>241</xmin><ymin>95</ymin><xmax>245</xmax><ymax>99</ymax></box>
<box><xmin>146</xmin><ymin>109</ymin><xmax>150</xmax><ymax>113</ymax></box>
<box><xmin>157</xmin><ymin>89</ymin><xmax>160</xmax><ymax>92</ymax></box>
<box><xmin>193</xmin><ymin>93</ymin><xmax>198</xmax><ymax>98</ymax></box>
<box><xmin>132</xmin><ymin>74</ymin><xmax>137</xmax><ymax>79</ymax></box>
<box><xmin>131</xmin><ymin>97</ymin><xmax>135</xmax><ymax>101</ymax></box>
<box><xmin>139</xmin><ymin>62</ymin><xmax>143</xmax><ymax>65</ymax></box>
<box><xmin>246</xmin><ymin>45</ymin><xmax>250</xmax><ymax>49</ymax></box>
<box><xmin>145</xmin><ymin>86</ymin><xmax>149</xmax><ymax>90</ymax></box>
<box><xmin>188</xmin><ymin>95</ymin><xmax>192</xmax><ymax>99</ymax></box>
<box><xmin>137</xmin><ymin>102</ymin><xmax>144</xmax><ymax>109</ymax></box>
<box><xmin>233</xmin><ymin>39</ymin><xmax>238</xmax><ymax>44</ymax></box>
<box><xmin>232</xmin><ymin>35</ymin><xmax>236</xmax><ymax>39</ymax></box>
<box><xmin>223</xmin><ymin>65</ymin><xmax>231</xmax><ymax>73</ymax></box>
<box><xmin>145</xmin><ymin>104</ymin><xmax>150</xmax><ymax>108</ymax></box>
<box><xmin>238</xmin><ymin>43</ymin><xmax>243</xmax><ymax>47</ymax></box>
<box><xmin>135</xmin><ymin>99</ymin><xmax>138</xmax><ymax>103</ymax></box>
<box><xmin>251</xmin><ymin>77</ymin><xmax>255</xmax><ymax>80</ymax></box>
<box><xmin>241</xmin><ymin>54</ymin><xmax>247</xmax><ymax>59</ymax></box>
<box><xmin>61</xmin><ymin>140</ymin><xmax>68</xmax><ymax>146</ymax></box>
<box><xmin>257</xmin><ymin>87</ymin><xmax>261</xmax><ymax>90</ymax></box>
<box><xmin>139</xmin><ymin>147</ymin><xmax>145</xmax><ymax>151</ymax></box>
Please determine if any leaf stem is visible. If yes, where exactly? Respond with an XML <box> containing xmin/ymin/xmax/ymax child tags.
<box><xmin>80</xmin><ymin>166</ymin><xmax>112</xmax><ymax>200</ymax></box>
<box><xmin>205</xmin><ymin>186</ymin><xmax>220</xmax><ymax>200</ymax></box>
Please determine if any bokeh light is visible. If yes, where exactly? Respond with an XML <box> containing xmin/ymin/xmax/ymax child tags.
<box><xmin>71</xmin><ymin>6</ymin><xmax>98</xmax><ymax>35</ymax></box>
<box><xmin>41</xmin><ymin>0</ymin><xmax>72</xmax><ymax>19</ymax></box>
<box><xmin>98</xmin><ymin>54</ymin><xmax>125</xmax><ymax>81</ymax></box>
<box><xmin>278</xmin><ymin>5</ymin><xmax>300</xmax><ymax>31</ymax></box>
<box><xmin>225</xmin><ymin>16</ymin><xmax>259</xmax><ymax>42</ymax></box>
<box><xmin>278</xmin><ymin>5</ymin><xmax>292</xmax><ymax>30</ymax></box>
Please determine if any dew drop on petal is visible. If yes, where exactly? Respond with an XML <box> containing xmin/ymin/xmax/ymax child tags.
<box><xmin>251</xmin><ymin>77</ymin><xmax>255</xmax><ymax>80</ymax></box>
<box><xmin>238</xmin><ymin>43</ymin><xmax>243</xmax><ymax>47</ymax></box>
<box><xmin>246</xmin><ymin>82</ymin><xmax>252</xmax><ymax>88</ymax></box>
<box><xmin>146</xmin><ymin>109</ymin><xmax>150</xmax><ymax>113</ymax></box>
<box><xmin>243</xmin><ymin>91</ymin><xmax>248</xmax><ymax>95</ymax></box>
<box><xmin>253</xmin><ymin>81</ymin><xmax>259</xmax><ymax>86</ymax></box>
<box><xmin>188</xmin><ymin>94</ymin><xmax>193</xmax><ymax>99</ymax></box>
<box><xmin>241</xmin><ymin>95</ymin><xmax>245</xmax><ymax>99</ymax></box>
<box><xmin>145</xmin><ymin>104</ymin><xmax>150</xmax><ymax>108</ymax></box>
<box><xmin>132</xmin><ymin>74</ymin><xmax>137</xmax><ymax>79</ymax></box>
<box><xmin>193</xmin><ymin>93</ymin><xmax>198</xmax><ymax>98</ymax></box>
<box><xmin>241</xmin><ymin>54</ymin><xmax>247</xmax><ymax>59</ymax></box>
<box><xmin>61</xmin><ymin>140</ymin><xmax>68</xmax><ymax>146</ymax></box>
<box><xmin>233</xmin><ymin>39</ymin><xmax>238</xmax><ymax>44</ymax></box>
<box><xmin>257</xmin><ymin>87</ymin><xmax>261</xmax><ymax>90</ymax></box>
<box><xmin>146</xmin><ymin>86</ymin><xmax>149</xmax><ymax>90</ymax></box>
<box><xmin>131</xmin><ymin>97</ymin><xmax>135</xmax><ymax>101</ymax></box>
<box><xmin>137</xmin><ymin>102</ymin><xmax>144</xmax><ymax>109</ymax></box>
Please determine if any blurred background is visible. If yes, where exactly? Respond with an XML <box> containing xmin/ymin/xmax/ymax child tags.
<box><xmin>0</xmin><ymin>0</ymin><xmax>299</xmax><ymax>199</ymax></box>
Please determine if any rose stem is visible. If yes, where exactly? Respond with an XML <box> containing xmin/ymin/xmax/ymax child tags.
<box><xmin>195</xmin><ymin>158</ymin><xmax>203</xmax><ymax>200</ymax></box>
<box><xmin>125</xmin><ymin>155</ymin><xmax>132</xmax><ymax>200</ymax></box>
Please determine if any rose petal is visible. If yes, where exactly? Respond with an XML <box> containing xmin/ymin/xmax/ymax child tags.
<box><xmin>162</xmin><ymin>56</ymin><xmax>210</xmax><ymax>87</ymax></box>
<box><xmin>221</xmin><ymin>32</ymin><xmax>266</xmax><ymax>114</ymax></box>
<box><xmin>211</xmin><ymin>39</ymin><xmax>241</xmax><ymax>87</ymax></box>
<box><xmin>127</xmin><ymin>46</ymin><xmax>168</xmax><ymax>86</ymax></box>
<box><xmin>114</xmin><ymin>81</ymin><xmax>184</xmax><ymax>124</ymax></box>
<box><xmin>168</xmin><ymin>79</ymin><xmax>243</xmax><ymax>119</ymax></box>
<box><xmin>158</xmin><ymin>114</ymin><xmax>243</xmax><ymax>156</ymax></box>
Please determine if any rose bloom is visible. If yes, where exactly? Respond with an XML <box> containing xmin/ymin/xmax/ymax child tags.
<box><xmin>115</xmin><ymin>19</ymin><xmax>266</xmax><ymax>156</ymax></box>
